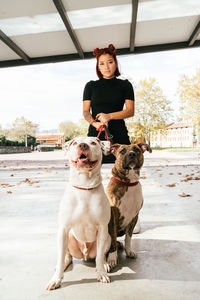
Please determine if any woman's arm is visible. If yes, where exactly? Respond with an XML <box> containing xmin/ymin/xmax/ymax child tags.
<box><xmin>96</xmin><ymin>100</ymin><xmax>134</xmax><ymax>124</ymax></box>
<box><xmin>83</xmin><ymin>101</ymin><xmax>107</xmax><ymax>129</ymax></box>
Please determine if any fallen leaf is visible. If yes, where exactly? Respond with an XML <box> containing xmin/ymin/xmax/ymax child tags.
<box><xmin>24</xmin><ymin>178</ymin><xmax>31</xmax><ymax>183</ymax></box>
<box><xmin>0</xmin><ymin>184</ymin><xmax>15</xmax><ymax>188</ymax></box>
<box><xmin>10</xmin><ymin>174</ymin><xmax>14</xmax><ymax>177</ymax></box>
<box><xmin>7</xmin><ymin>191</ymin><xmax>12</xmax><ymax>194</ymax></box>
<box><xmin>181</xmin><ymin>177</ymin><xmax>193</xmax><ymax>182</ymax></box>
<box><xmin>166</xmin><ymin>184</ymin><xmax>176</xmax><ymax>187</ymax></box>
<box><xmin>30</xmin><ymin>180</ymin><xmax>40</xmax><ymax>184</ymax></box>
<box><xmin>194</xmin><ymin>177</ymin><xmax>200</xmax><ymax>180</ymax></box>
<box><xmin>178</xmin><ymin>172</ymin><xmax>182</xmax><ymax>175</ymax></box>
<box><xmin>169</xmin><ymin>173</ymin><xmax>174</xmax><ymax>175</ymax></box>
<box><xmin>179</xmin><ymin>192</ymin><xmax>192</xmax><ymax>197</ymax></box>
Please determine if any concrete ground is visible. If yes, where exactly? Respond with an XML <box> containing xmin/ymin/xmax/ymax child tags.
<box><xmin>0</xmin><ymin>150</ymin><xmax>200</xmax><ymax>300</ymax></box>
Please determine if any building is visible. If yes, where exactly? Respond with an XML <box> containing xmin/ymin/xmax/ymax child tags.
<box><xmin>36</xmin><ymin>133</ymin><xmax>65</xmax><ymax>148</ymax></box>
<box><xmin>150</xmin><ymin>123</ymin><xmax>199</xmax><ymax>148</ymax></box>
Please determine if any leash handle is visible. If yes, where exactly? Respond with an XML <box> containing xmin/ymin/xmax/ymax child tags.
<box><xmin>103</xmin><ymin>125</ymin><xmax>113</xmax><ymax>146</ymax></box>
<box><xmin>93</xmin><ymin>118</ymin><xmax>113</xmax><ymax>146</ymax></box>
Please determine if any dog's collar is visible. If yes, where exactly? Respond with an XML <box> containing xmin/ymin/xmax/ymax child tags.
<box><xmin>111</xmin><ymin>176</ymin><xmax>139</xmax><ymax>187</ymax></box>
<box><xmin>72</xmin><ymin>185</ymin><xmax>98</xmax><ymax>190</ymax></box>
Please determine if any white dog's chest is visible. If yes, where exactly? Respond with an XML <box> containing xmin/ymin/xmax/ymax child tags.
<box><xmin>118</xmin><ymin>183</ymin><xmax>143</xmax><ymax>229</ymax></box>
<box><xmin>59</xmin><ymin>184</ymin><xmax>110</xmax><ymax>242</ymax></box>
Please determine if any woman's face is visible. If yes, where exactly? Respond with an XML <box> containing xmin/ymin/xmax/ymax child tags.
<box><xmin>98</xmin><ymin>54</ymin><xmax>117</xmax><ymax>79</ymax></box>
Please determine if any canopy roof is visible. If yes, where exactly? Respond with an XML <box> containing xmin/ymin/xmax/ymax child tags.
<box><xmin>0</xmin><ymin>0</ymin><xmax>200</xmax><ymax>68</ymax></box>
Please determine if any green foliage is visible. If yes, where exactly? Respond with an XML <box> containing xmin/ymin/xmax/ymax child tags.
<box><xmin>59</xmin><ymin>121</ymin><xmax>80</xmax><ymax>141</ymax></box>
<box><xmin>177</xmin><ymin>70</ymin><xmax>200</xmax><ymax>130</ymax></box>
<box><xmin>77</xmin><ymin>118</ymin><xmax>89</xmax><ymax>137</ymax></box>
<box><xmin>127</xmin><ymin>78</ymin><xmax>173</xmax><ymax>143</ymax></box>
<box><xmin>0</xmin><ymin>135</ymin><xmax>6</xmax><ymax>146</ymax></box>
<box><xmin>0</xmin><ymin>134</ymin><xmax>36</xmax><ymax>147</ymax></box>
<box><xmin>7</xmin><ymin>116</ymin><xmax>38</xmax><ymax>144</ymax></box>
<box><xmin>59</xmin><ymin>118</ymin><xmax>89</xmax><ymax>141</ymax></box>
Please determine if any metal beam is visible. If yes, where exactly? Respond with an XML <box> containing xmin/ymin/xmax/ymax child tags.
<box><xmin>52</xmin><ymin>0</ymin><xmax>84</xmax><ymax>58</ymax></box>
<box><xmin>130</xmin><ymin>0</ymin><xmax>139</xmax><ymax>52</ymax></box>
<box><xmin>188</xmin><ymin>19</ymin><xmax>200</xmax><ymax>46</ymax></box>
<box><xmin>1</xmin><ymin>41</ymin><xmax>200</xmax><ymax>68</ymax></box>
<box><xmin>0</xmin><ymin>29</ymin><xmax>30</xmax><ymax>62</ymax></box>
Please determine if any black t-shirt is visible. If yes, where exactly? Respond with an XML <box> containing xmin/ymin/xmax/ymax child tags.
<box><xmin>83</xmin><ymin>77</ymin><xmax>134</xmax><ymax>144</ymax></box>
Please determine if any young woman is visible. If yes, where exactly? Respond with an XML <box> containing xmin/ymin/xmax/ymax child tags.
<box><xmin>83</xmin><ymin>44</ymin><xmax>135</xmax><ymax>163</ymax></box>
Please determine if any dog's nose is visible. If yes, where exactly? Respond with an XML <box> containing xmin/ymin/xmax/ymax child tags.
<box><xmin>79</xmin><ymin>143</ymin><xmax>89</xmax><ymax>150</ymax></box>
<box><xmin>128</xmin><ymin>151</ymin><xmax>136</xmax><ymax>158</ymax></box>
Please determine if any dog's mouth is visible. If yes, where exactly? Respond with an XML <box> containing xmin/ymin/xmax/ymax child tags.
<box><xmin>122</xmin><ymin>156</ymin><xmax>142</xmax><ymax>170</ymax></box>
<box><xmin>72</xmin><ymin>153</ymin><xmax>98</xmax><ymax>168</ymax></box>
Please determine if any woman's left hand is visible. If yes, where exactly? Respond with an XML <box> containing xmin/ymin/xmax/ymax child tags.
<box><xmin>96</xmin><ymin>113</ymin><xmax>110</xmax><ymax>126</ymax></box>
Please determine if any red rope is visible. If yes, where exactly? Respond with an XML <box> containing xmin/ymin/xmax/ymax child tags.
<box><xmin>93</xmin><ymin>119</ymin><xmax>113</xmax><ymax>146</ymax></box>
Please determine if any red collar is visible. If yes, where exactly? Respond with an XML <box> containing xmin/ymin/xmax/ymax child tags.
<box><xmin>72</xmin><ymin>185</ymin><xmax>95</xmax><ymax>190</ymax></box>
<box><xmin>112</xmin><ymin>177</ymin><xmax>139</xmax><ymax>187</ymax></box>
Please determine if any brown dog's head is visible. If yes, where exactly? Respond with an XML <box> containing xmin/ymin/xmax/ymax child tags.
<box><xmin>111</xmin><ymin>143</ymin><xmax>152</xmax><ymax>171</ymax></box>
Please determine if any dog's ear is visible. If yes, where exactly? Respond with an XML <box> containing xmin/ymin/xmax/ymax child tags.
<box><xmin>64</xmin><ymin>139</ymin><xmax>74</xmax><ymax>152</ymax></box>
<box><xmin>97</xmin><ymin>139</ymin><xmax>111</xmax><ymax>156</ymax></box>
<box><xmin>137</xmin><ymin>143</ymin><xmax>152</xmax><ymax>153</ymax></box>
<box><xmin>110</xmin><ymin>144</ymin><xmax>121</xmax><ymax>156</ymax></box>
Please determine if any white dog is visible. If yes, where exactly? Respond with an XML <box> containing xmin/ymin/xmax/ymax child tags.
<box><xmin>46</xmin><ymin>137</ymin><xmax>111</xmax><ymax>290</ymax></box>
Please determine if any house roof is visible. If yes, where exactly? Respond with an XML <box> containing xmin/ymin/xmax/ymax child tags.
<box><xmin>167</xmin><ymin>123</ymin><xmax>192</xmax><ymax>129</ymax></box>
<box><xmin>0</xmin><ymin>0</ymin><xmax>200</xmax><ymax>68</ymax></box>
<box><xmin>36</xmin><ymin>133</ymin><xmax>64</xmax><ymax>140</ymax></box>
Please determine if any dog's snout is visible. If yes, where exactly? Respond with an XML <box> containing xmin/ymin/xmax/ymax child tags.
<box><xmin>79</xmin><ymin>143</ymin><xmax>89</xmax><ymax>151</ymax></box>
<box><xmin>128</xmin><ymin>151</ymin><xmax>136</xmax><ymax>158</ymax></box>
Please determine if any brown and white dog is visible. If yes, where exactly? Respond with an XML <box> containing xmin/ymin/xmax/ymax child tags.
<box><xmin>106</xmin><ymin>143</ymin><xmax>152</xmax><ymax>270</ymax></box>
<box><xmin>46</xmin><ymin>137</ymin><xmax>111</xmax><ymax>290</ymax></box>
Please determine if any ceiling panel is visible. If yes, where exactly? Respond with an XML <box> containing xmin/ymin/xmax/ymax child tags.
<box><xmin>11</xmin><ymin>31</ymin><xmax>77</xmax><ymax>58</ymax></box>
<box><xmin>0</xmin><ymin>0</ymin><xmax>199</xmax><ymax>68</ymax></box>
<box><xmin>135</xmin><ymin>15</ymin><xmax>200</xmax><ymax>46</ymax></box>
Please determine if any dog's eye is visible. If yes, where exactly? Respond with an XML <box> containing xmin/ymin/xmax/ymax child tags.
<box><xmin>91</xmin><ymin>141</ymin><xmax>97</xmax><ymax>146</ymax></box>
<box><xmin>120</xmin><ymin>148</ymin><xmax>126</xmax><ymax>154</ymax></box>
<box><xmin>133</xmin><ymin>146</ymin><xmax>140</xmax><ymax>152</ymax></box>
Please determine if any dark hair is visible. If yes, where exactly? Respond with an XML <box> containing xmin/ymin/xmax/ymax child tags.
<box><xmin>93</xmin><ymin>44</ymin><xmax>120</xmax><ymax>79</ymax></box>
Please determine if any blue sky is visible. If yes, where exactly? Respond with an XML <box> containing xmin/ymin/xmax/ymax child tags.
<box><xmin>0</xmin><ymin>47</ymin><xmax>199</xmax><ymax>132</ymax></box>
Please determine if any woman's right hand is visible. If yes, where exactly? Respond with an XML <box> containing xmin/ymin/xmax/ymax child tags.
<box><xmin>92</xmin><ymin>121</ymin><xmax>106</xmax><ymax>131</ymax></box>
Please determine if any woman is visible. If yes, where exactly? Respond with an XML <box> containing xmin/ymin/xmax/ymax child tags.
<box><xmin>83</xmin><ymin>44</ymin><xmax>135</xmax><ymax>163</ymax></box>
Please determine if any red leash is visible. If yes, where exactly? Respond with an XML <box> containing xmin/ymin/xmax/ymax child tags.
<box><xmin>94</xmin><ymin>119</ymin><xmax>113</xmax><ymax>146</ymax></box>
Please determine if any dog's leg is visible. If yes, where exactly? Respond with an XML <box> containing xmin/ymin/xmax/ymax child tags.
<box><xmin>45</xmin><ymin>227</ymin><xmax>69</xmax><ymax>290</ymax></box>
<box><xmin>96</xmin><ymin>225</ymin><xmax>110</xmax><ymax>283</ymax></box>
<box><xmin>124</xmin><ymin>215</ymin><xmax>138</xmax><ymax>258</ymax></box>
<box><xmin>106</xmin><ymin>207</ymin><xmax>118</xmax><ymax>272</ymax></box>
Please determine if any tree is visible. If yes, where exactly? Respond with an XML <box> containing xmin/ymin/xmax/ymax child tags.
<box><xmin>8</xmin><ymin>117</ymin><xmax>38</xmax><ymax>146</ymax></box>
<box><xmin>127</xmin><ymin>78</ymin><xmax>173</xmax><ymax>144</ymax></box>
<box><xmin>59</xmin><ymin>121</ymin><xmax>80</xmax><ymax>141</ymax></box>
<box><xmin>77</xmin><ymin>118</ymin><xmax>89</xmax><ymax>137</ymax></box>
<box><xmin>59</xmin><ymin>119</ymin><xmax>89</xmax><ymax>141</ymax></box>
<box><xmin>177</xmin><ymin>71</ymin><xmax>200</xmax><ymax>132</ymax></box>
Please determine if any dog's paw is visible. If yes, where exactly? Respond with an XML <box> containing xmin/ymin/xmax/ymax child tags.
<box><xmin>107</xmin><ymin>251</ymin><xmax>117</xmax><ymax>272</ymax></box>
<box><xmin>97</xmin><ymin>271</ymin><xmax>110</xmax><ymax>283</ymax></box>
<box><xmin>45</xmin><ymin>274</ymin><xmax>63</xmax><ymax>290</ymax></box>
<box><xmin>104</xmin><ymin>262</ymin><xmax>111</xmax><ymax>273</ymax></box>
<box><xmin>125</xmin><ymin>249</ymin><xmax>137</xmax><ymax>258</ymax></box>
